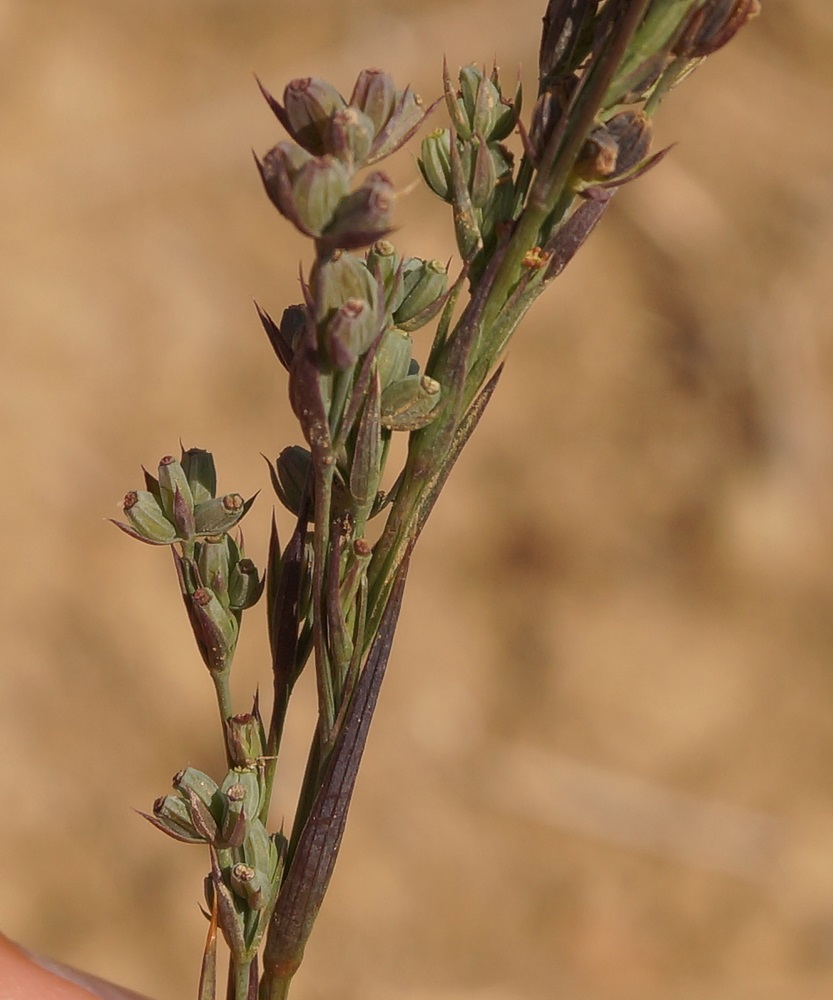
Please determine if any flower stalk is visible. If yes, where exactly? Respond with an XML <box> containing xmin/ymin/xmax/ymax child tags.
<box><xmin>113</xmin><ymin>2</ymin><xmax>760</xmax><ymax>997</ymax></box>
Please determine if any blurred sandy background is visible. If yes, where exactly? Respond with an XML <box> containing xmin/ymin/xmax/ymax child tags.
<box><xmin>2</xmin><ymin>1</ymin><xmax>833</xmax><ymax>998</ymax></box>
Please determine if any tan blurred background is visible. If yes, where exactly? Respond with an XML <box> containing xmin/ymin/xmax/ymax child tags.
<box><xmin>2</xmin><ymin>1</ymin><xmax>833</xmax><ymax>998</ymax></box>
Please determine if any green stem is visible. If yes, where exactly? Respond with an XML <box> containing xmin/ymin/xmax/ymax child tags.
<box><xmin>212</xmin><ymin>670</ymin><xmax>235</xmax><ymax>768</ymax></box>
<box><xmin>230</xmin><ymin>958</ymin><xmax>253</xmax><ymax>1000</ymax></box>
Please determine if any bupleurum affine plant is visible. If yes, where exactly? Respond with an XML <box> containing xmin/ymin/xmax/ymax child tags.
<box><xmin>113</xmin><ymin>2</ymin><xmax>760</xmax><ymax>997</ymax></box>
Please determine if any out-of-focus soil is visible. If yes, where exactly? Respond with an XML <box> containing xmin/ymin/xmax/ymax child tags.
<box><xmin>2</xmin><ymin>2</ymin><xmax>832</xmax><ymax>998</ymax></box>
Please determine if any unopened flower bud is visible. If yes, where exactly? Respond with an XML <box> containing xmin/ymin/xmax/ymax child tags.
<box><xmin>350</xmin><ymin>70</ymin><xmax>429</xmax><ymax>165</ymax></box>
<box><xmin>180</xmin><ymin>447</ymin><xmax>217</xmax><ymax>505</ymax></box>
<box><xmin>319</xmin><ymin>171</ymin><xmax>395</xmax><ymax>253</ymax></box>
<box><xmin>322</xmin><ymin>297</ymin><xmax>378</xmax><ymax>370</ymax></box>
<box><xmin>296</xmin><ymin>155</ymin><xmax>352</xmax><ymax>234</ymax></box>
<box><xmin>229</xmin><ymin>557</ymin><xmax>262</xmax><ymax>612</ymax></box>
<box><xmin>191</xmin><ymin>586</ymin><xmax>238</xmax><ymax>673</ymax></box>
<box><xmin>393</xmin><ymin>258</ymin><xmax>448</xmax><ymax>330</ymax></box>
<box><xmin>281</xmin><ymin>77</ymin><xmax>347</xmax><ymax>154</ymax></box>
<box><xmin>220</xmin><ymin>767</ymin><xmax>262</xmax><ymax>846</ymax></box>
<box><xmin>156</xmin><ymin>456</ymin><xmax>195</xmax><ymax>538</ymax></box>
<box><xmin>326</xmin><ymin>106</ymin><xmax>375</xmax><ymax>167</ymax></box>
<box><xmin>456</xmin><ymin>65</ymin><xmax>502</xmax><ymax>140</ymax></box>
<box><xmin>419</xmin><ymin>129</ymin><xmax>453</xmax><ymax>202</ymax></box>
<box><xmin>257</xmin><ymin>142</ymin><xmax>348</xmax><ymax>237</ymax></box>
<box><xmin>273</xmin><ymin>445</ymin><xmax>312</xmax><ymax>516</ymax></box>
<box><xmin>194</xmin><ymin>493</ymin><xmax>246</xmax><ymax>536</ymax></box>
<box><xmin>118</xmin><ymin>490</ymin><xmax>177</xmax><ymax>545</ymax></box>
<box><xmin>226</xmin><ymin>712</ymin><xmax>265</xmax><ymax>768</ymax></box>
<box><xmin>315</xmin><ymin>252</ymin><xmax>379</xmax><ymax>324</ymax></box>
<box><xmin>375</xmin><ymin>326</ymin><xmax>413</xmax><ymax>390</ymax></box>
<box><xmin>350</xmin><ymin>69</ymin><xmax>397</xmax><ymax>136</ymax></box>
<box><xmin>230</xmin><ymin>862</ymin><xmax>272</xmax><ymax>910</ymax></box>
<box><xmin>257</xmin><ymin>302</ymin><xmax>307</xmax><ymax>371</ymax></box>
<box><xmin>366</xmin><ymin>239</ymin><xmax>401</xmax><ymax>297</ymax></box>
<box><xmin>172</xmin><ymin>767</ymin><xmax>222</xmax><ymax>814</ymax></box>
<box><xmin>197</xmin><ymin>535</ymin><xmax>231</xmax><ymax>605</ymax></box>
<box><xmin>243</xmin><ymin>818</ymin><xmax>280</xmax><ymax>880</ymax></box>
<box><xmin>468</xmin><ymin>136</ymin><xmax>499</xmax><ymax>209</ymax></box>
<box><xmin>380</xmin><ymin>374</ymin><xmax>442</xmax><ymax>431</ymax></box>
<box><xmin>147</xmin><ymin>794</ymin><xmax>204</xmax><ymax>843</ymax></box>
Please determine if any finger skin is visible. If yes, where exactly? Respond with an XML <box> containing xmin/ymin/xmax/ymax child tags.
<box><xmin>0</xmin><ymin>933</ymin><xmax>151</xmax><ymax>1000</ymax></box>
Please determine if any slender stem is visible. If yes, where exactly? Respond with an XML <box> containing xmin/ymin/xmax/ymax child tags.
<box><xmin>212</xmin><ymin>670</ymin><xmax>235</xmax><ymax>768</ymax></box>
<box><xmin>229</xmin><ymin>959</ymin><xmax>254</xmax><ymax>1000</ymax></box>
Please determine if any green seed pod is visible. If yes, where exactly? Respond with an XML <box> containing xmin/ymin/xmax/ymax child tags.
<box><xmin>458</xmin><ymin>65</ymin><xmax>502</xmax><ymax>140</ymax></box>
<box><xmin>172</xmin><ymin>767</ymin><xmax>222</xmax><ymax>811</ymax></box>
<box><xmin>468</xmin><ymin>136</ymin><xmax>498</xmax><ymax>209</ymax></box>
<box><xmin>380</xmin><ymin>374</ymin><xmax>442</xmax><ymax>431</ymax></box>
<box><xmin>219</xmin><ymin>767</ymin><xmax>261</xmax><ymax>847</ymax></box>
<box><xmin>197</xmin><ymin>535</ymin><xmax>231</xmax><ymax>606</ymax></box>
<box><xmin>222</xmin><ymin>767</ymin><xmax>262</xmax><ymax>824</ymax></box>
<box><xmin>184</xmin><ymin>788</ymin><xmax>220</xmax><ymax>843</ymax></box>
<box><xmin>194</xmin><ymin>494</ymin><xmax>246</xmax><ymax>535</ymax></box>
<box><xmin>242</xmin><ymin>817</ymin><xmax>279</xmax><ymax>882</ymax></box>
<box><xmin>418</xmin><ymin>129</ymin><xmax>453</xmax><ymax>202</ymax></box>
<box><xmin>366</xmin><ymin>239</ymin><xmax>401</xmax><ymax>300</ymax></box>
<box><xmin>319</xmin><ymin>171</ymin><xmax>395</xmax><ymax>254</ymax></box>
<box><xmin>230</xmin><ymin>862</ymin><xmax>272</xmax><ymax>910</ymax></box>
<box><xmin>180</xmin><ymin>447</ymin><xmax>217</xmax><ymax>505</ymax></box>
<box><xmin>171</xmin><ymin>769</ymin><xmax>223</xmax><ymax>842</ymax></box>
<box><xmin>157</xmin><ymin>455</ymin><xmax>195</xmax><ymax>524</ymax></box>
<box><xmin>350</xmin><ymin>69</ymin><xmax>397</xmax><ymax>137</ymax></box>
<box><xmin>393</xmin><ymin>259</ymin><xmax>448</xmax><ymax>330</ymax></box>
<box><xmin>326</xmin><ymin>106</ymin><xmax>375</xmax><ymax>167</ymax></box>
<box><xmin>273</xmin><ymin>445</ymin><xmax>312</xmax><ymax>516</ymax></box>
<box><xmin>291</xmin><ymin>155</ymin><xmax>350</xmax><ymax>236</ymax></box>
<box><xmin>148</xmin><ymin>794</ymin><xmax>204</xmax><ymax>844</ymax></box>
<box><xmin>487</xmin><ymin>66</ymin><xmax>521</xmax><ymax>143</ymax></box>
<box><xmin>315</xmin><ymin>252</ymin><xmax>378</xmax><ymax>325</ymax></box>
<box><xmin>375</xmin><ymin>326</ymin><xmax>413</xmax><ymax>390</ymax></box>
<box><xmin>190</xmin><ymin>587</ymin><xmax>238</xmax><ymax>674</ymax></box>
<box><xmin>119</xmin><ymin>490</ymin><xmax>178</xmax><ymax>545</ymax></box>
<box><xmin>228</xmin><ymin>557</ymin><xmax>262</xmax><ymax>612</ymax></box>
<box><xmin>322</xmin><ymin>297</ymin><xmax>378</xmax><ymax>371</ymax></box>
<box><xmin>257</xmin><ymin>142</ymin><xmax>320</xmax><ymax>236</ymax></box>
<box><xmin>226</xmin><ymin>712</ymin><xmax>265</xmax><ymax>768</ymax></box>
<box><xmin>282</xmin><ymin>77</ymin><xmax>347</xmax><ymax>155</ymax></box>
<box><xmin>351</xmin><ymin>71</ymin><xmax>428</xmax><ymax>164</ymax></box>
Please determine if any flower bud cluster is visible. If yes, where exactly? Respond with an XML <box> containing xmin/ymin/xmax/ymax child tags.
<box><xmin>419</xmin><ymin>64</ymin><xmax>519</xmax><ymax>269</ymax></box>
<box><xmin>145</xmin><ymin>750</ymin><xmax>285</xmax><ymax>960</ymax></box>
<box><xmin>256</xmin><ymin>70</ymin><xmax>432</xmax><ymax>254</ymax></box>
<box><xmin>262</xmin><ymin>236</ymin><xmax>452</xmax><ymax>530</ymax></box>
<box><xmin>114</xmin><ymin>449</ymin><xmax>252</xmax><ymax>546</ymax></box>
<box><xmin>113</xmin><ymin>448</ymin><xmax>262</xmax><ymax>676</ymax></box>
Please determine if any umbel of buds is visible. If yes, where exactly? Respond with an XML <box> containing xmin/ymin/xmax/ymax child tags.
<box><xmin>255</xmin><ymin>69</ymin><xmax>435</xmax><ymax>254</ymax></box>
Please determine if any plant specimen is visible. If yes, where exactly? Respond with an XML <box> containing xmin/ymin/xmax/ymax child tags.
<box><xmin>112</xmin><ymin>2</ymin><xmax>761</xmax><ymax>998</ymax></box>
